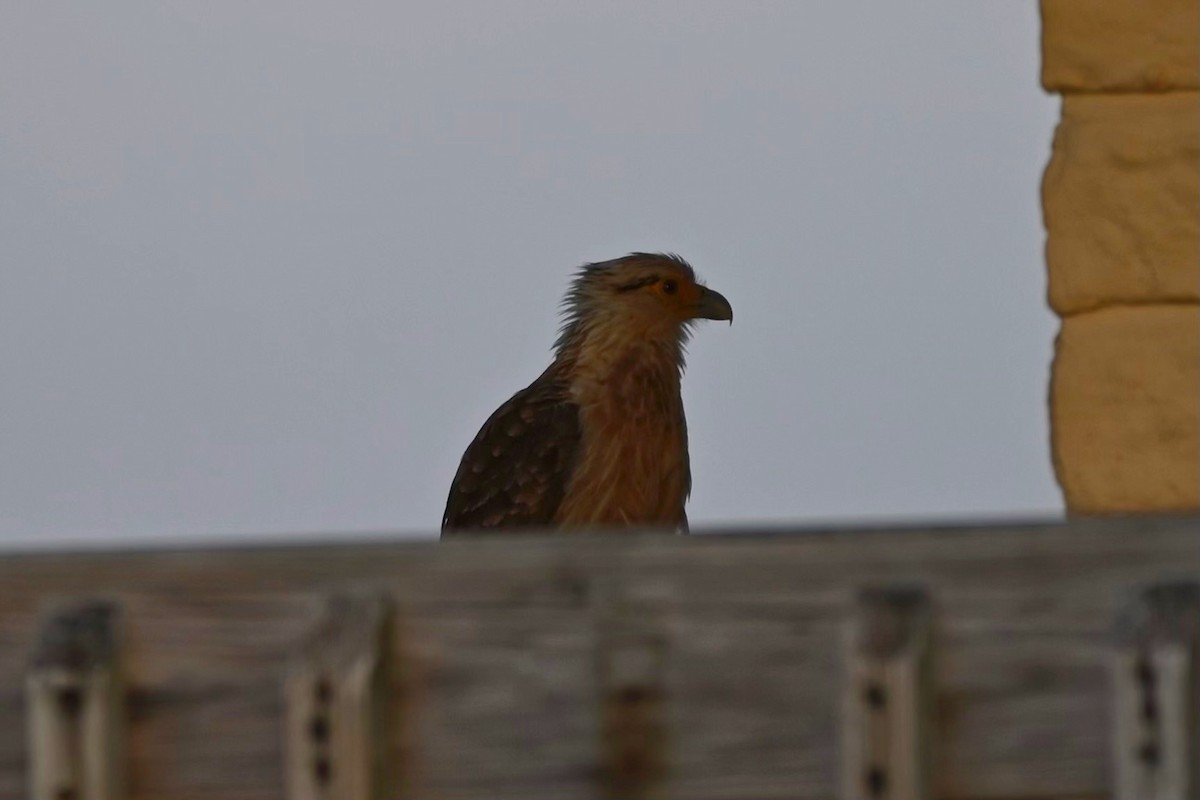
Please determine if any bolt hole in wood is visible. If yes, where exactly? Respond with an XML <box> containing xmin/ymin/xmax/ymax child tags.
<box><xmin>866</xmin><ymin>765</ymin><xmax>887</xmax><ymax>797</ymax></box>
<box><xmin>863</xmin><ymin>683</ymin><xmax>886</xmax><ymax>710</ymax></box>
<box><xmin>1134</xmin><ymin>655</ymin><xmax>1155</xmax><ymax>689</ymax></box>
<box><xmin>1133</xmin><ymin>651</ymin><xmax>1160</xmax><ymax>767</ymax></box>
<box><xmin>55</xmin><ymin>786</ymin><xmax>76</xmax><ymax>800</ymax></box>
<box><xmin>56</xmin><ymin>686</ymin><xmax>83</xmax><ymax>719</ymax></box>
<box><xmin>617</xmin><ymin>751</ymin><xmax>652</xmax><ymax>781</ymax></box>
<box><xmin>618</xmin><ymin>686</ymin><xmax>648</xmax><ymax>705</ymax></box>
<box><xmin>1140</xmin><ymin>692</ymin><xmax>1158</xmax><ymax>723</ymax></box>
<box><xmin>309</xmin><ymin>715</ymin><xmax>330</xmax><ymax>743</ymax></box>
<box><xmin>313</xmin><ymin>757</ymin><xmax>332</xmax><ymax>785</ymax></box>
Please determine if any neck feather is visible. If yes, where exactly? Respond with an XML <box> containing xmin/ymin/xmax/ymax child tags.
<box><xmin>555</xmin><ymin>307</ymin><xmax>688</xmax><ymax>390</ymax></box>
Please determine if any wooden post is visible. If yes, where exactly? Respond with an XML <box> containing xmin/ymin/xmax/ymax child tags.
<box><xmin>26</xmin><ymin>600</ymin><xmax>125</xmax><ymax>800</ymax></box>
<box><xmin>285</xmin><ymin>593</ymin><xmax>392</xmax><ymax>800</ymax></box>
<box><xmin>842</xmin><ymin>586</ymin><xmax>932</xmax><ymax>800</ymax></box>
<box><xmin>1113</xmin><ymin>581</ymin><xmax>1199</xmax><ymax>800</ymax></box>
<box><xmin>594</xmin><ymin>578</ymin><xmax>670</xmax><ymax>800</ymax></box>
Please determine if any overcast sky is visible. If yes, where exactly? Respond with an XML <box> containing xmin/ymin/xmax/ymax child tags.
<box><xmin>0</xmin><ymin>3</ymin><xmax>1062</xmax><ymax>549</ymax></box>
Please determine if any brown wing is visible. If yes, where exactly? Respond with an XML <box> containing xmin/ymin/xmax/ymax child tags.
<box><xmin>677</xmin><ymin>402</ymin><xmax>691</xmax><ymax>533</ymax></box>
<box><xmin>441</xmin><ymin>367</ymin><xmax>581</xmax><ymax>535</ymax></box>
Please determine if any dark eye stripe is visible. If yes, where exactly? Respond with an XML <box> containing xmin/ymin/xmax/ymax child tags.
<box><xmin>615</xmin><ymin>275</ymin><xmax>660</xmax><ymax>293</ymax></box>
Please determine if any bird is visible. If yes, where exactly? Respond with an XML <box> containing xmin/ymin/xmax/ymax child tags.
<box><xmin>441</xmin><ymin>252</ymin><xmax>732</xmax><ymax>536</ymax></box>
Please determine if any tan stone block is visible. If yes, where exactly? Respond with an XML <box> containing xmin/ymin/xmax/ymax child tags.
<box><xmin>1043</xmin><ymin>93</ymin><xmax>1199</xmax><ymax>316</ymax></box>
<box><xmin>1042</xmin><ymin>0</ymin><xmax>1199</xmax><ymax>92</ymax></box>
<box><xmin>1052</xmin><ymin>305</ymin><xmax>1199</xmax><ymax>514</ymax></box>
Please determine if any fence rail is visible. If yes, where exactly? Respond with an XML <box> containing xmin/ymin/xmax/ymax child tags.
<box><xmin>1</xmin><ymin>516</ymin><xmax>1198</xmax><ymax>800</ymax></box>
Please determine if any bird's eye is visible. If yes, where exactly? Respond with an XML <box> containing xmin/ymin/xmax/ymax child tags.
<box><xmin>661</xmin><ymin>279</ymin><xmax>678</xmax><ymax>295</ymax></box>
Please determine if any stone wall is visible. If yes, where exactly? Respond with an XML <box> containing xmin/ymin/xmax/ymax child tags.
<box><xmin>1041</xmin><ymin>0</ymin><xmax>1199</xmax><ymax>513</ymax></box>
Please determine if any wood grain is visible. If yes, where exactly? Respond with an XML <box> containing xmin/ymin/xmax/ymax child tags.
<box><xmin>26</xmin><ymin>601</ymin><xmax>125</xmax><ymax>800</ymax></box>
<box><xmin>1112</xmin><ymin>582</ymin><xmax>1199</xmax><ymax>800</ymax></box>
<box><xmin>843</xmin><ymin>587</ymin><xmax>932</xmax><ymax>800</ymax></box>
<box><xmin>285</xmin><ymin>593</ymin><xmax>392</xmax><ymax>800</ymax></box>
<box><xmin>0</xmin><ymin>516</ymin><xmax>1197</xmax><ymax>800</ymax></box>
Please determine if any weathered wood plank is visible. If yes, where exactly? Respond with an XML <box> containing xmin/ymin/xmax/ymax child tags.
<box><xmin>0</xmin><ymin>517</ymin><xmax>1196</xmax><ymax>799</ymax></box>
<box><xmin>842</xmin><ymin>587</ymin><xmax>931</xmax><ymax>800</ymax></box>
<box><xmin>285</xmin><ymin>593</ymin><xmax>391</xmax><ymax>800</ymax></box>
<box><xmin>1112</xmin><ymin>581</ymin><xmax>1199</xmax><ymax>800</ymax></box>
<box><xmin>593</xmin><ymin>575</ymin><xmax>671</xmax><ymax>800</ymax></box>
<box><xmin>26</xmin><ymin>601</ymin><xmax>125</xmax><ymax>800</ymax></box>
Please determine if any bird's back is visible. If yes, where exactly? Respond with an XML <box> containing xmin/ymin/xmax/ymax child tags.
<box><xmin>441</xmin><ymin>366</ymin><xmax>581</xmax><ymax>533</ymax></box>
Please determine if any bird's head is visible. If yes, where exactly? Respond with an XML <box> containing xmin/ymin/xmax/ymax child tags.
<box><xmin>555</xmin><ymin>253</ymin><xmax>732</xmax><ymax>360</ymax></box>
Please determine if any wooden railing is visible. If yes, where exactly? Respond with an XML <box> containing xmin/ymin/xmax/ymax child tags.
<box><xmin>1</xmin><ymin>516</ymin><xmax>1197</xmax><ymax>800</ymax></box>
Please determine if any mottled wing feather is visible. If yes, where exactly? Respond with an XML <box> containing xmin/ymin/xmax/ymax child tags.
<box><xmin>677</xmin><ymin>400</ymin><xmax>691</xmax><ymax>533</ymax></box>
<box><xmin>441</xmin><ymin>369</ymin><xmax>581</xmax><ymax>535</ymax></box>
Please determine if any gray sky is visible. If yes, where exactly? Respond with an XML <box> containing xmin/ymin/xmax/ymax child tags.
<box><xmin>0</xmin><ymin>3</ymin><xmax>1062</xmax><ymax>548</ymax></box>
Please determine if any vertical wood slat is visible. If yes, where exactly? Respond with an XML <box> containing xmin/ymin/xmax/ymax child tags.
<box><xmin>842</xmin><ymin>587</ymin><xmax>932</xmax><ymax>800</ymax></box>
<box><xmin>285</xmin><ymin>593</ymin><xmax>392</xmax><ymax>800</ymax></box>
<box><xmin>594</xmin><ymin>578</ymin><xmax>670</xmax><ymax>800</ymax></box>
<box><xmin>26</xmin><ymin>600</ymin><xmax>125</xmax><ymax>800</ymax></box>
<box><xmin>1113</xmin><ymin>581</ymin><xmax>1199</xmax><ymax>800</ymax></box>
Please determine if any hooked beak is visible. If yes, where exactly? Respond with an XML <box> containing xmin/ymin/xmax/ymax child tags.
<box><xmin>693</xmin><ymin>286</ymin><xmax>733</xmax><ymax>323</ymax></box>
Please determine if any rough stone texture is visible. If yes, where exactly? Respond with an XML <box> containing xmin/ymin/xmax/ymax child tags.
<box><xmin>1043</xmin><ymin>92</ymin><xmax>1200</xmax><ymax>316</ymax></box>
<box><xmin>1042</xmin><ymin>0</ymin><xmax>1200</xmax><ymax>92</ymax></box>
<box><xmin>1042</xmin><ymin>1</ymin><xmax>1199</xmax><ymax>514</ymax></box>
<box><xmin>1052</xmin><ymin>306</ymin><xmax>1199</xmax><ymax>514</ymax></box>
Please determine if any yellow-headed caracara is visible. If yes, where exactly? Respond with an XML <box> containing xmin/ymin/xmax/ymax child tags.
<box><xmin>441</xmin><ymin>253</ymin><xmax>731</xmax><ymax>536</ymax></box>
